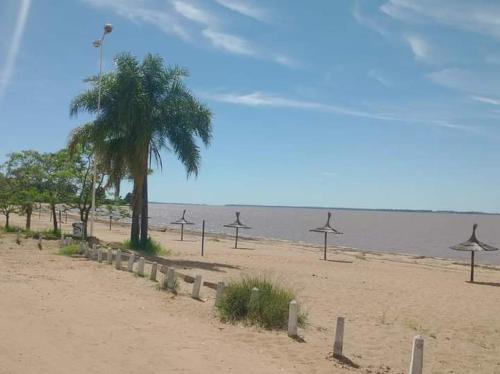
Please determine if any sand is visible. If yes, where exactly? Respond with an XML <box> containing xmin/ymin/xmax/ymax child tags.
<box><xmin>1</xmin><ymin>213</ymin><xmax>499</xmax><ymax>373</ymax></box>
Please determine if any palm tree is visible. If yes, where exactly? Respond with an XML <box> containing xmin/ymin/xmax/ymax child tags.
<box><xmin>69</xmin><ymin>53</ymin><xmax>212</xmax><ymax>248</ymax></box>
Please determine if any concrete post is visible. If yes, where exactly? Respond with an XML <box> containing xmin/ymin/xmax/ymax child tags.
<box><xmin>16</xmin><ymin>230</ymin><xmax>21</xmax><ymax>244</ymax></box>
<box><xmin>97</xmin><ymin>248</ymin><xmax>103</xmax><ymax>263</ymax></box>
<box><xmin>107</xmin><ymin>248</ymin><xmax>113</xmax><ymax>264</ymax></box>
<box><xmin>333</xmin><ymin>317</ymin><xmax>345</xmax><ymax>358</ymax></box>
<box><xmin>115</xmin><ymin>249</ymin><xmax>122</xmax><ymax>270</ymax></box>
<box><xmin>150</xmin><ymin>262</ymin><xmax>158</xmax><ymax>281</ymax></box>
<box><xmin>192</xmin><ymin>275</ymin><xmax>202</xmax><ymax>299</ymax></box>
<box><xmin>288</xmin><ymin>300</ymin><xmax>298</xmax><ymax>337</ymax></box>
<box><xmin>92</xmin><ymin>244</ymin><xmax>97</xmax><ymax>260</ymax></box>
<box><xmin>137</xmin><ymin>257</ymin><xmax>145</xmax><ymax>277</ymax></box>
<box><xmin>250</xmin><ymin>287</ymin><xmax>259</xmax><ymax>304</ymax></box>
<box><xmin>166</xmin><ymin>267</ymin><xmax>176</xmax><ymax>290</ymax></box>
<box><xmin>127</xmin><ymin>253</ymin><xmax>135</xmax><ymax>272</ymax></box>
<box><xmin>409</xmin><ymin>335</ymin><xmax>424</xmax><ymax>374</ymax></box>
<box><xmin>215</xmin><ymin>281</ymin><xmax>225</xmax><ymax>306</ymax></box>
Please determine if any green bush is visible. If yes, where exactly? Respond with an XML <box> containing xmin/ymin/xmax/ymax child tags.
<box><xmin>26</xmin><ymin>228</ymin><xmax>61</xmax><ymax>240</ymax></box>
<box><xmin>122</xmin><ymin>238</ymin><xmax>169</xmax><ymax>256</ymax></box>
<box><xmin>58</xmin><ymin>244</ymin><xmax>82</xmax><ymax>256</ymax></box>
<box><xmin>217</xmin><ymin>276</ymin><xmax>306</xmax><ymax>330</ymax></box>
<box><xmin>2</xmin><ymin>225</ymin><xmax>24</xmax><ymax>233</ymax></box>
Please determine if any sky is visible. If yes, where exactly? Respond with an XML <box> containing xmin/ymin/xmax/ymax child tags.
<box><xmin>1</xmin><ymin>0</ymin><xmax>500</xmax><ymax>212</ymax></box>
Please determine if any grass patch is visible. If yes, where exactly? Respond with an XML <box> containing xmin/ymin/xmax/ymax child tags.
<box><xmin>58</xmin><ymin>244</ymin><xmax>82</xmax><ymax>256</ymax></box>
<box><xmin>1</xmin><ymin>225</ymin><xmax>24</xmax><ymax>233</ymax></box>
<box><xmin>122</xmin><ymin>238</ymin><xmax>169</xmax><ymax>256</ymax></box>
<box><xmin>26</xmin><ymin>228</ymin><xmax>62</xmax><ymax>240</ymax></box>
<box><xmin>217</xmin><ymin>276</ymin><xmax>306</xmax><ymax>330</ymax></box>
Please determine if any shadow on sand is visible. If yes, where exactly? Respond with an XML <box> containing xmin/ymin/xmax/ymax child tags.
<box><xmin>140</xmin><ymin>254</ymin><xmax>240</xmax><ymax>273</ymax></box>
<box><xmin>467</xmin><ymin>281</ymin><xmax>500</xmax><ymax>287</ymax></box>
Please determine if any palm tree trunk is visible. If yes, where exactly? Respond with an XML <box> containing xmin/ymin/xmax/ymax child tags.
<box><xmin>140</xmin><ymin>173</ymin><xmax>148</xmax><ymax>246</ymax></box>
<box><xmin>130</xmin><ymin>181</ymin><xmax>142</xmax><ymax>247</ymax></box>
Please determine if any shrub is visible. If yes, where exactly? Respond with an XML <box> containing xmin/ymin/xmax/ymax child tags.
<box><xmin>2</xmin><ymin>225</ymin><xmax>24</xmax><ymax>233</ymax></box>
<box><xmin>58</xmin><ymin>244</ymin><xmax>82</xmax><ymax>256</ymax></box>
<box><xmin>216</xmin><ymin>276</ymin><xmax>306</xmax><ymax>330</ymax></box>
<box><xmin>26</xmin><ymin>228</ymin><xmax>61</xmax><ymax>240</ymax></box>
<box><xmin>122</xmin><ymin>238</ymin><xmax>169</xmax><ymax>256</ymax></box>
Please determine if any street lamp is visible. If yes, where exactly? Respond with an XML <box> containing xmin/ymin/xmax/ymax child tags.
<box><xmin>89</xmin><ymin>23</ymin><xmax>112</xmax><ymax>238</ymax></box>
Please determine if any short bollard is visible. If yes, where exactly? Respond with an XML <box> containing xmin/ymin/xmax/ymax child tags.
<box><xmin>107</xmin><ymin>248</ymin><xmax>113</xmax><ymax>264</ymax></box>
<box><xmin>288</xmin><ymin>300</ymin><xmax>298</xmax><ymax>337</ymax></box>
<box><xmin>38</xmin><ymin>237</ymin><xmax>43</xmax><ymax>250</ymax></box>
<box><xmin>150</xmin><ymin>262</ymin><xmax>158</xmax><ymax>281</ymax></box>
<box><xmin>333</xmin><ymin>317</ymin><xmax>345</xmax><ymax>358</ymax></box>
<box><xmin>137</xmin><ymin>257</ymin><xmax>145</xmax><ymax>277</ymax></box>
<box><xmin>92</xmin><ymin>244</ymin><xmax>97</xmax><ymax>260</ymax></box>
<box><xmin>16</xmin><ymin>230</ymin><xmax>21</xmax><ymax>245</ymax></box>
<box><xmin>215</xmin><ymin>282</ymin><xmax>225</xmax><ymax>306</ymax></box>
<box><xmin>250</xmin><ymin>287</ymin><xmax>259</xmax><ymax>304</ymax></box>
<box><xmin>409</xmin><ymin>335</ymin><xmax>424</xmax><ymax>374</ymax></box>
<box><xmin>166</xmin><ymin>267</ymin><xmax>176</xmax><ymax>290</ymax></box>
<box><xmin>115</xmin><ymin>250</ymin><xmax>122</xmax><ymax>270</ymax></box>
<box><xmin>192</xmin><ymin>275</ymin><xmax>202</xmax><ymax>299</ymax></box>
<box><xmin>97</xmin><ymin>249</ymin><xmax>103</xmax><ymax>263</ymax></box>
<box><xmin>127</xmin><ymin>254</ymin><xmax>135</xmax><ymax>272</ymax></box>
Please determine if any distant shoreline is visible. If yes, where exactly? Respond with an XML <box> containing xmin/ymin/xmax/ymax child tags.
<box><xmin>149</xmin><ymin>201</ymin><xmax>500</xmax><ymax>216</ymax></box>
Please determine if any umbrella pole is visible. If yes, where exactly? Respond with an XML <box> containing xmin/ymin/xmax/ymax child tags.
<box><xmin>181</xmin><ymin>224</ymin><xmax>184</xmax><ymax>241</ymax></box>
<box><xmin>324</xmin><ymin>232</ymin><xmax>327</xmax><ymax>261</ymax></box>
<box><xmin>235</xmin><ymin>227</ymin><xmax>239</xmax><ymax>249</ymax></box>
<box><xmin>470</xmin><ymin>251</ymin><xmax>475</xmax><ymax>283</ymax></box>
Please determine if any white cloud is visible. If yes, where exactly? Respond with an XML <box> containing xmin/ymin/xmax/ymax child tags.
<box><xmin>173</xmin><ymin>1</ymin><xmax>215</xmax><ymax>26</ymax></box>
<box><xmin>0</xmin><ymin>0</ymin><xmax>31</xmax><ymax>101</ymax></box>
<box><xmin>381</xmin><ymin>0</ymin><xmax>500</xmax><ymax>39</ymax></box>
<box><xmin>273</xmin><ymin>55</ymin><xmax>301</xmax><ymax>69</ymax></box>
<box><xmin>214</xmin><ymin>0</ymin><xmax>268</xmax><ymax>22</ymax></box>
<box><xmin>82</xmin><ymin>0</ymin><xmax>191</xmax><ymax>40</ymax></box>
<box><xmin>352</xmin><ymin>0</ymin><xmax>389</xmax><ymax>36</ymax></box>
<box><xmin>428</xmin><ymin>68</ymin><xmax>500</xmax><ymax>97</ymax></box>
<box><xmin>202</xmin><ymin>90</ymin><xmax>475</xmax><ymax>132</ymax></box>
<box><xmin>471</xmin><ymin>95</ymin><xmax>500</xmax><ymax>106</ymax></box>
<box><xmin>404</xmin><ymin>34</ymin><xmax>432</xmax><ymax>63</ymax></box>
<box><xmin>202</xmin><ymin>29</ymin><xmax>256</xmax><ymax>56</ymax></box>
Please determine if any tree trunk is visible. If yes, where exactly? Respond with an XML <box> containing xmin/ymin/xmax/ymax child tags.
<box><xmin>26</xmin><ymin>206</ymin><xmax>32</xmax><ymax>231</ymax></box>
<box><xmin>51</xmin><ymin>204</ymin><xmax>58</xmax><ymax>232</ymax></box>
<box><xmin>5</xmin><ymin>212</ymin><xmax>10</xmax><ymax>228</ymax></box>
<box><xmin>130</xmin><ymin>181</ymin><xmax>142</xmax><ymax>247</ymax></box>
<box><xmin>140</xmin><ymin>173</ymin><xmax>148</xmax><ymax>247</ymax></box>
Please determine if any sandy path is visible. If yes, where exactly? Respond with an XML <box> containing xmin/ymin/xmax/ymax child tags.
<box><xmin>1</xmin><ymin>213</ymin><xmax>500</xmax><ymax>373</ymax></box>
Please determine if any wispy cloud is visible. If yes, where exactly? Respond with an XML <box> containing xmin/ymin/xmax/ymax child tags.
<box><xmin>82</xmin><ymin>0</ymin><xmax>296</xmax><ymax>68</ymax></box>
<box><xmin>214</xmin><ymin>0</ymin><xmax>268</xmax><ymax>22</ymax></box>
<box><xmin>352</xmin><ymin>0</ymin><xmax>389</xmax><ymax>36</ymax></box>
<box><xmin>404</xmin><ymin>34</ymin><xmax>433</xmax><ymax>63</ymax></box>
<box><xmin>173</xmin><ymin>1</ymin><xmax>215</xmax><ymax>26</ymax></box>
<box><xmin>381</xmin><ymin>0</ymin><xmax>500</xmax><ymax>39</ymax></box>
<box><xmin>428</xmin><ymin>68</ymin><xmax>500</xmax><ymax>97</ymax></box>
<box><xmin>202</xmin><ymin>90</ymin><xmax>475</xmax><ymax>132</ymax></box>
<box><xmin>471</xmin><ymin>95</ymin><xmax>500</xmax><ymax>106</ymax></box>
<box><xmin>202</xmin><ymin>29</ymin><xmax>256</xmax><ymax>56</ymax></box>
<box><xmin>368</xmin><ymin>69</ymin><xmax>391</xmax><ymax>87</ymax></box>
<box><xmin>0</xmin><ymin>0</ymin><xmax>31</xmax><ymax>101</ymax></box>
<box><xmin>82</xmin><ymin>0</ymin><xmax>191</xmax><ymax>40</ymax></box>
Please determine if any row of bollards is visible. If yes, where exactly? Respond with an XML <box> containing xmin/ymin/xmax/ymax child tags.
<box><xmin>80</xmin><ymin>244</ymin><xmax>424</xmax><ymax>373</ymax></box>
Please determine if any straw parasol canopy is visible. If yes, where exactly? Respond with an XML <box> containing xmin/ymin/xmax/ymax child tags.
<box><xmin>171</xmin><ymin>210</ymin><xmax>194</xmax><ymax>241</ymax></box>
<box><xmin>310</xmin><ymin>212</ymin><xmax>343</xmax><ymax>261</ymax></box>
<box><xmin>450</xmin><ymin>223</ymin><xmax>498</xmax><ymax>282</ymax></box>
<box><xmin>224</xmin><ymin>212</ymin><xmax>251</xmax><ymax>249</ymax></box>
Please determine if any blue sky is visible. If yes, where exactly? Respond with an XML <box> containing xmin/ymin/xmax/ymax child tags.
<box><xmin>1</xmin><ymin>0</ymin><xmax>500</xmax><ymax>212</ymax></box>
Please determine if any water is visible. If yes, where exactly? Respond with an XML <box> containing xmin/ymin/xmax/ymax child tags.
<box><xmin>147</xmin><ymin>203</ymin><xmax>500</xmax><ymax>265</ymax></box>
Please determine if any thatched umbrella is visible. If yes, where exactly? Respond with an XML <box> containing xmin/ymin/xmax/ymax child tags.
<box><xmin>310</xmin><ymin>212</ymin><xmax>343</xmax><ymax>261</ymax></box>
<box><xmin>171</xmin><ymin>210</ymin><xmax>194</xmax><ymax>241</ymax></box>
<box><xmin>450</xmin><ymin>223</ymin><xmax>498</xmax><ymax>282</ymax></box>
<box><xmin>224</xmin><ymin>212</ymin><xmax>251</xmax><ymax>249</ymax></box>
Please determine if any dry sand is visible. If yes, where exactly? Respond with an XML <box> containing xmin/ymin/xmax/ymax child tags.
<box><xmin>1</xmin><ymin>213</ymin><xmax>499</xmax><ymax>373</ymax></box>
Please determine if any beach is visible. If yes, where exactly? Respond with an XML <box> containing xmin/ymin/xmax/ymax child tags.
<box><xmin>1</xmin><ymin>213</ymin><xmax>499</xmax><ymax>373</ymax></box>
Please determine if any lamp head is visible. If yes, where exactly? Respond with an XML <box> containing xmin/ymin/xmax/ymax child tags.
<box><xmin>104</xmin><ymin>23</ymin><xmax>113</xmax><ymax>34</ymax></box>
<box><xmin>92</xmin><ymin>40</ymin><xmax>101</xmax><ymax>48</ymax></box>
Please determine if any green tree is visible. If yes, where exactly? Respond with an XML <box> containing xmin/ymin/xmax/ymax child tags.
<box><xmin>2</xmin><ymin>150</ymin><xmax>44</xmax><ymax>230</ymax></box>
<box><xmin>0</xmin><ymin>172</ymin><xmax>18</xmax><ymax>228</ymax></box>
<box><xmin>69</xmin><ymin>53</ymin><xmax>212</xmax><ymax>248</ymax></box>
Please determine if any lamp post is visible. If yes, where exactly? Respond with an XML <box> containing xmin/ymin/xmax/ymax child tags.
<box><xmin>89</xmin><ymin>23</ymin><xmax>112</xmax><ymax>238</ymax></box>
